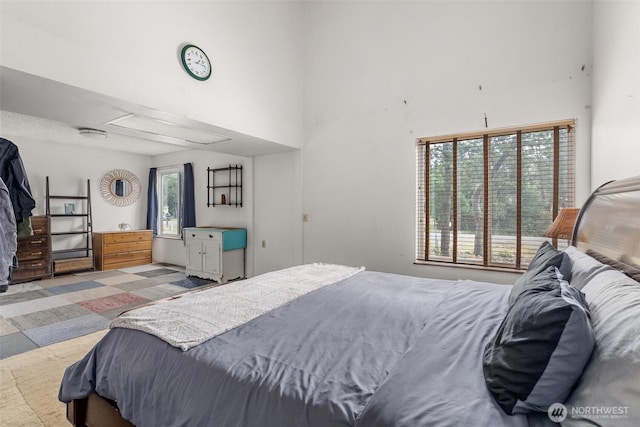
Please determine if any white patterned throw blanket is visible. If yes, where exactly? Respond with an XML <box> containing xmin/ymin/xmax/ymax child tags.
<box><xmin>111</xmin><ymin>263</ymin><xmax>364</xmax><ymax>350</ymax></box>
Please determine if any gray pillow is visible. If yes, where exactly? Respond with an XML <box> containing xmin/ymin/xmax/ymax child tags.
<box><xmin>483</xmin><ymin>266</ymin><xmax>595</xmax><ymax>415</ymax></box>
<box><xmin>509</xmin><ymin>241</ymin><xmax>572</xmax><ymax>304</ymax></box>
<box><xmin>563</xmin><ymin>245</ymin><xmax>611</xmax><ymax>290</ymax></box>
<box><xmin>562</xmin><ymin>269</ymin><xmax>640</xmax><ymax>427</ymax></box>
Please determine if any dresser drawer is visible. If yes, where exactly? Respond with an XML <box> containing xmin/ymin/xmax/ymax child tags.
<box><xmin>30</xmin><ymin>215</ymin><xmax>50</xmax><ymax>235</ymax></box>
<box><xmin>11</xmin><ymin>260</ymin><xmax>51</xmax><ymax>281</ymax></box>
<box><xmin>104</xmin><ymin>251</ymin><xmax>152</xmax><ymax>266</ymax></box>
<box><xmin>16</xmin><ymin>246</ymin><xmax>49</xmax><ymax>262</ymax></box>
<box><xmin>103</xmin><ymin>240</ymin><xmax>152</xmax><ymax>254</ymax></box>
<box><xmin>16</xmin><ymin>236</ymin><xmax>50</xmax><ymax>260</ymax></box>
<box><xmin>15</xmin><ymin>258</ymin><xmax>50</xmax><ymax>270</ymax></box>
<box><xmin>102</xmin><ymin>231</ymin><xmax>152</xmax><ymax>244</ymax></box>
<box><xmin>186</xmin><ymin>231</ymin><xmax>222</xmax><ymax>243</ymax></box>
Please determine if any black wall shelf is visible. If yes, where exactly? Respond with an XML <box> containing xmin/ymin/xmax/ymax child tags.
<box><xmin>207</xmin><ymin>165</ymin><xmax>243</xmax><ymax>207</ymax></box>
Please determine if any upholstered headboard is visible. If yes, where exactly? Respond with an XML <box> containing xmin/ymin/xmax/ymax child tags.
<box><xmin>572</xmin><ymin>175</ymin><xmax>640</xmax><ymax>281</ymax></box>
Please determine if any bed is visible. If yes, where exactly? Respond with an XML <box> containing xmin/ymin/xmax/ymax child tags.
<box><xmin>59</xmin><ymin>175</ymin><xmax>640</xmax><ymax>427</ymax></box>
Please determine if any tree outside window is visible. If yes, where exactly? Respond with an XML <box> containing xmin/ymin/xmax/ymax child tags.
<box><xmin>158</xmin><ymin>169</ymin><xmax>182</xmax><ymax>237</ymax></box>
<box><xmin>416</xmin><ymin>120</ymin><xmax>575</xmax><ymax>270</ymax></box>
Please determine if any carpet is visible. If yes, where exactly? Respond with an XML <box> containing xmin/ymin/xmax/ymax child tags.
<box><xmin>0</xmin><ymin>329</ymin><xmax>108</xmax><ymax>427</ymax></box>
<box><xmin>0</xmin><ymin>264</ymin><xmax>216</xmax><ymax>360</ymax></box>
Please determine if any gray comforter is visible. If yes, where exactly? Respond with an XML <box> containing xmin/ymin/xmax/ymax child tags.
<box><xmin>59</xmin><ymin>271</ymin><xmax>528</xmax><ymax>427</ymax></box>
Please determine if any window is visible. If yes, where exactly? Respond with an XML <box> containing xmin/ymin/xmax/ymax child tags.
<box><xmin>157</xmin><ymin>167</ymin><xmax>183</xmax><ymax>237</ymax></box>
<box><xmin>416</xmin><ymin>120</ymin><xmax>575</xmax><ymax>270</ymax></box>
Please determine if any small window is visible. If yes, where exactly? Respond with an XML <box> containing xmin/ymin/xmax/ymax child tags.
<box><xmin>416</xmin><ymin>120</ymin><xmax>575</xmax><ymax>270</ymax></box>
<box><xmin>157</xmin><ymin>167</ymin><xmax>183</xmax><ymax>237</ymax></box>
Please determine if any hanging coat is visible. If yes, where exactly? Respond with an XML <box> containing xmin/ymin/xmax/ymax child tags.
<box><xmin>0</xmin><ymin>178</ymin><xmax>17</xmax><ymax>287</ymax></box>
<box><xmin>0</xmin><ymin>137</ymin><xmax>36</xmax><ymax>223</ymax></box>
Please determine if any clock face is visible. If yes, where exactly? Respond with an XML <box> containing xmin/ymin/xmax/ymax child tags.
<box><xmin>181</xmin><ymin>44</ymin><xmax>211</xmax><ymax>81</ymax></box>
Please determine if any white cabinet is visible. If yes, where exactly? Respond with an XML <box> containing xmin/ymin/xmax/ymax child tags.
<box><xmin>186</xmin><ymin>233</ymin><xmax>220</xmax><ymax>277</ymax></box>
<box><xmin>184</xmin><ymin>227</ymin><xmax>246</xmax><ymax>283</ymax></box>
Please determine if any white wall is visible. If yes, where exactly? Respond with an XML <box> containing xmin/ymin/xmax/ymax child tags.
<box><xmin>301</xmin><ymin>0</ymin><xmax>592</xmax><ymax>283</ymax></box>
<box><xmin>253</xmin><ymin>151</ymin><xmax>303</xmax><ymax>275</ymax></box>
<box><xmin>0</xmin><ymin>1</ymin><xmax>303</xmax><ymax>149</ymax></box>
<box><xmin>591</xmin><ymin>0</ymin><xmax>640</xmax><ymax>187</ymax></box>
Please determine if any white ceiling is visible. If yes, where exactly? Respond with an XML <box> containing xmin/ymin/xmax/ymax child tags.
<box><xmin>0</xmin><ymin>66</ymin><xmax>294</xmax><ymax>157</ymax></box>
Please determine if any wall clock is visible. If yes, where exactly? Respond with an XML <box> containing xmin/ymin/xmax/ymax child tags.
<box><xmin>180</xmin><ymin>44</ymin><xmax>211</xmax><ymax>81</ymax></box>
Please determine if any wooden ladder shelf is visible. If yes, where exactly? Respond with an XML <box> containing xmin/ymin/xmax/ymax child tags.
<box><xmin>45</xmin><ymin>176</ymin><xmax>95</xmax><ymax>275</ymax></box>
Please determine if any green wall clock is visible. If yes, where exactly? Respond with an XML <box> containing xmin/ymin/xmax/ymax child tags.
<box><xmin>180</xmin><ymin>44</ymin><xmax>211</xmax><ymax>81</ymax></box>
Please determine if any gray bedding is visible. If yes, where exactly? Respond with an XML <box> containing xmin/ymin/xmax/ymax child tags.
<box><xmin>59</xmin><ymin>271</ymin><xmax>528</xmax><ymax>427</ymax></box>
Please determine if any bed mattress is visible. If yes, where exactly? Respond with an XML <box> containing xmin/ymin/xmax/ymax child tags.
<box><xmin>59</xmin><ymin>270</ymin><xmax>528</xmax><ymax>427</ymax></box>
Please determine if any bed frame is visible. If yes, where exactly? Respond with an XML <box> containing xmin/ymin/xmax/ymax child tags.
<box><xmin>67</xmin><ymin>393</ymin><xmax>133</xmax><ymax>427</ymax></box>
<box><xmin>65</xmin><ymin>174</ymin><xmax>640</xmax><ymax>426</ymax></box>
<box><xmin>572</xmin><ymin>174</ymin><xmax>640</xmax><ymax>280</ymax></box>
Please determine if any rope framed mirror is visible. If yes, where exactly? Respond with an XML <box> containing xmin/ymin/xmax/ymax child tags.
<box><xmin>100</xmin><ymin>169</ymin><xmax>141</xmax><ymax>207</ymax></box>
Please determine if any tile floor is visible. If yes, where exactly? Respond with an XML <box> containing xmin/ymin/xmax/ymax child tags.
<box><xmin>0</xmin><ymin>264</ymin><xmax>215</xmax><ymax>359</ymax></box>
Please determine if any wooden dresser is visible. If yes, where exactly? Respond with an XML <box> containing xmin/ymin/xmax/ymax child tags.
<box><xmin>11</xmin><ymin>215</ymin><xmax>53</xmax><ymax>283</ymax></box>
<box><xmin>93</xmin><ymin>230</ymin><xmax>153</xmax><ymax>271</ymax></box>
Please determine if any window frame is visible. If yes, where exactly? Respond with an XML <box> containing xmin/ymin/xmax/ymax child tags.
<box><xmin>156</xmin><ymin>166</ymin><xmax>184</xmax><ymax>239</ymax></box>
<box><xmin>416</xmin><ymin>120</ymin><xmax>575</xmax><ymax>271</ymax></box>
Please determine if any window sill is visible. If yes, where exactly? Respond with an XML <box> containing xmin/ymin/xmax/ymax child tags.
<box><xmin>155</xmin><ymin>234</ymin><xmax>183</xmax><ymax>240</ymax></box>
<box><xmin>414</xmin><ymin>260</ymin><xmax>525</xmax><ymax>275</ymax></box>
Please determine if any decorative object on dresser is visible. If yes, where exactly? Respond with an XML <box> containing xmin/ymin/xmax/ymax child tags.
<box><xmin>10</xmin><ymin>215</ymin><xmax>52</xmax><ymax>283</ymax></box>
<box><xmin>45</xmin><ymin>177</ymin><xmax>94</xmax><ymax>275</ymax></box>
<box><xmin>184</xmin><ymin>227</ymin><xmax>246</xmax><ymax>283</ymax></box>
<box><xmin>93</xmin><ymin>230</ymin><xmax>153</xmax><ymax>271</ymax></box>
<box><xmin>207</xmin><ymin>165</ymin><xmax>243</xmax><ymax>207</ymax></box>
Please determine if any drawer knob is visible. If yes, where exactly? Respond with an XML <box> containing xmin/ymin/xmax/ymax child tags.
<box><xmin>31</xmin><ymin>240</ymin><xmax>43</xmax><ymax>244</ymax></box>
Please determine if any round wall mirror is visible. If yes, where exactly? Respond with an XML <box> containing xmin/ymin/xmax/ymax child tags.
<box><xmin>111</xmin><ymin>179</ymin><xmax>132</xmax><ymax>197</ymax></box>
<box><xmin>100</xmin><ymin>169</ymin><xmax>141</xmax><ymax>207</ymax></box>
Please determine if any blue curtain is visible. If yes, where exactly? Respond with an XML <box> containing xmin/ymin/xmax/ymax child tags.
<box><xmin>182</xmin><ymin>163</ymin><xmax>196</xmax><ymax>230</ymax></box>
<box><xmin>146</xmin><ymin>168</ymin><xmax>158</xmax><ymax>236</ymax></box>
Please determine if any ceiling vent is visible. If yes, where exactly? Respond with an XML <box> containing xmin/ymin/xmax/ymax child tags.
<box><xmin>106</xmin><ymin>114</ymin><xmax>230</xmax><ymax>146</ymax></box>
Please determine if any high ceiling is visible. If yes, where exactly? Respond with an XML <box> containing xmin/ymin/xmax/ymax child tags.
<box><xmin>0</xmin><ymin>66</ymin><xmax>293</xmax><ymax>157</ymax></box>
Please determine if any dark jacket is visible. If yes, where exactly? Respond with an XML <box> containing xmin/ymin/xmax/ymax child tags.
<box><xmin>0</xmin><ymin>178</ymin><xmax>17</xmax><ymax>285</ymax></box>
<box><xmin>0</xmin><ymin>137</ymin><xmax>36</xmax><ymax>222</ymax></box>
